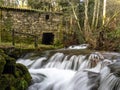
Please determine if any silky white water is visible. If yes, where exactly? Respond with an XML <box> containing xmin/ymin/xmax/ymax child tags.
<box><xmin>16</xmin><ymin>51</ymin><xmax>120</xmax><ymax>90</ymax></box>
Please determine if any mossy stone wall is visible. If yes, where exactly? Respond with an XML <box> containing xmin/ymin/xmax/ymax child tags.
<box><xmin>0</xmin><ymin>7</ymin><xmax>64</xmax><ymax>44</ymax></box>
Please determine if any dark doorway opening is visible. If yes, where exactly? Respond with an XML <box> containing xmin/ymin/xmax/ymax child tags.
<box><xmin>45</xmin><ymin>14</ymin><xmax>49</xmax><ymax>20</ymax></box>
<box><xmin>42</xmin><ymin>33</ymin><xmax>54</xmax><ymax>45</ymax></box>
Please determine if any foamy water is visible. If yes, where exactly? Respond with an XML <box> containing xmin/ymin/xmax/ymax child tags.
<box><xmin>16</xmin><ymin>51</ymin><xmax>120</xmax><ymax>90</ymax></box>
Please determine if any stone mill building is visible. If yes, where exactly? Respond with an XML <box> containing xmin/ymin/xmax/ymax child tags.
<box><xmin>0</xmin><ymin>6</ymin><xmax>69</xmax><ymax>45</ymax></box>
<box><xmin>0</xmin><ymin>0</ymin><xmax>78</xmax><ymax>46</ymax></box>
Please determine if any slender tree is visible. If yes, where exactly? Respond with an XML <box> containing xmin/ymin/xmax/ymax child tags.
<box><xmin>95</xmin><ymin>0</ymin><xmax>100</xmax><ymax>28</ymax></box>
<box><xmin>103</xmin><ymin>0</ymin><xmax>107</xmax><ymax>25</ymax></box>
<box><xmin>84</xmin><ymin>0</ymin><xmax>91</xmax><ymax>42</ymax></box>
<box><xmin>65</xmin><ymin>0</ymin><xmax>87</xmax><ymax>43</ymax></box>
<box><xmin>91</xmin><ymin>0</ymin><xmax>97</xmax><ymax>29</ymax></box>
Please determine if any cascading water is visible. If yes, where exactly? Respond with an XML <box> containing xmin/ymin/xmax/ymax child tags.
<box><xmin>16</xmin><ymin>50</ymin><xmax>120</xmax><ymax>90</ymax></box>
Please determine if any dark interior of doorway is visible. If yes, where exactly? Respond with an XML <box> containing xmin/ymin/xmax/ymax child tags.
<box><xmin>42</xmin><ymin>33</ymin><xmax>54</xmax><ymax>45</ymax></box>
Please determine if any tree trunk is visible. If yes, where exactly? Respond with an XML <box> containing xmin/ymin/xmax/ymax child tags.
<box><xmin>69</xmin><ymin>1</ymin><xmax>84</xmax><ymax>43</ymax></box>
<box><xmin>84</xmin><ymin>0</ymin><xmax>90</xmax><ymax>42</ymax></box>
<box><xmin>103</xmin><ymin>0</ymin><xmax>107</xmax><ymax>25</ymax></box>
<box><xmin>0</xmin><ymin>10</ymin><xmax>2</xmax><ymax>44</ymax></box>
<box><xmin>91</xmin><ymin>0</ymin><xmax>97</xmax><ymax>29</ymax></box>
<box><xmin>69</xmin><ymin>2</ymin><xmax>82</xmax><ymax>32</ymax></box>
<box><xmin>95</xmin><ymin>0</ymin><xmax>100</xmax><ymax>28</ymax></box>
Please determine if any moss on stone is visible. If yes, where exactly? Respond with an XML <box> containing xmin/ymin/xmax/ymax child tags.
<box><xmin>0</xmin><ymin>55</ymin><xmax>6</xmax><ymax>76</ymax></box>
<box><xmin>9</xmin><ymin>86</ymin><xmax>16</xmax><ymax>90</ymax></box>
<box><xmin>14</xmin><ymin>78</ymin><xmax>28</xmax><ymax>90</ymax></box>
<box><xmin>0</xmin><ymin>49</ymin><xmax>32</xmax><ymax>90</ymax></box>
<box><xmin>0</xmin><ymin>74</ymin><xmax>15</xmax><ymax>90</ymax></box>
<box><xmin>16</xmin><ymin>63</ymin><xmax>32</xmax><ymax>84</ymax></box>
<box><xmin>3</xmin><ymin>56</ymin><xmax>16</xmax><ymax>75</ymax></box>
<box><xmin>0</xmin><ymin>49</ymin><xmax>6</xmax><ymax>76</ymax></box>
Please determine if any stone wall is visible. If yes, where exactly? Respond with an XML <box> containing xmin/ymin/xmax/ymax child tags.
<box><xmin>0</xmin><ymin>7</ymin><xmax>64</xmax><ymax>44</ymax></box>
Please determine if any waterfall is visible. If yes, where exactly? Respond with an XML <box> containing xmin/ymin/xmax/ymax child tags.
<box><xmin>16</xmin><ymin>50</ymin><xmax>120</xmax><ymax>90</ymax></box>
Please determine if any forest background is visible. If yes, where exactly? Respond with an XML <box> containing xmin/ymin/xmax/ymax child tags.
<box><xmin>0</xmin><ymin>0</ymin><xmax>120</xmax><ymax>51</ymax></box>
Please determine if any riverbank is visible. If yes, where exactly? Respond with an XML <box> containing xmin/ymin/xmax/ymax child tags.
<box><xmin>0</xmin><ymin>43</ymin><xmax>60</xmax><ymax>59</ymax></box>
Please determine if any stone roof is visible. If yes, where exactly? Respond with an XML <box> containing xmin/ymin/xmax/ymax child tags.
<box><xmin>0</xmin><ymin>6</ymin><xmax>63</xmax><ymax>15</ymax></box>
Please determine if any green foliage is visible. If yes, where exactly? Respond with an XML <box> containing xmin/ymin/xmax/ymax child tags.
<box><xmin>28</xmin><ymin>0</ymin><xmax>50</xmax><ymax>10</ymax></box>
<box><xmin>107</xmin><ymin>28</ymin><xmax>120</xmax><ymax>51</ymax></box>
<box><xmin>0</xmin><ymin>0</ymin><xmax>4</xmax><ymax>6</ymax></box>
<box><xmin>54</xmin><ymin>40</ymin><xmax>62</xmax><ymax>47</ymax></box>
<box><xmin>107</xmin><ymin>28</ymin><xmax>120</xmax><ymax>38</ymax></box>
<box><xmin>96</xmin><ymin>26</ymin><xmax>120</xmax><ymax>51</ymax></box>
<box><xmin>62</xmin><ymin>31</ymin><xmax>79</xmax><ymax>47</ymax></box>
<box><xmin>58</xmin><ymin>1</ymin><xmax>70</xmax><ymax>12</ymax></box>
<box><xmin>78</xmin><ymin>3</ymin><xmax>84</xmax><ymax>27</ymax></box>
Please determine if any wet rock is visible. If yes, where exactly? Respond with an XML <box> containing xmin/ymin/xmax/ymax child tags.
<box><xmin>108</xmin><ymin>62</ymin><xmax>120</xmax><ymax>77</ymax></box>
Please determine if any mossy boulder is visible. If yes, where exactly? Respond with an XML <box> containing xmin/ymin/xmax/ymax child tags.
<box><xmin>0</xmin><ymin>74</ymin><xmax>15</xmax><ymax>90</ymax></box>
<box><xmin>0</xmin><ymin>55</ymin><xmax>6</xmax><ymax>76</ymax></box>
<box><xmin>3</xmin><ymin>56</ymin><xmax>16</xmax><ymax>75</ymax></box>
<box><xmin>15</xmin><ymin>63</ymin><xmax>32</xmax><ymax>84</ymax></box>
<box><xmin>0</xmin><ymin>74</ymin><xmax>29</xmax><ymax>90</ymax></box>
<box><xmin>14</xmin><ymin>63</ymin><xmax>32</xmax><ymax>90</ymax></box>
<box><xmin>108</xmin><ymin>62</ymin><xmax>120</xmax><ymax>77</ymax></box>
<box><xmin>14</xmin><ymin>78</ymin><xmax>28</xmax><ymax>90</ymax></box>
<box><xmin>0</xmin><ymin>50</ymin><xmax>6</xmax><ymax>76</ymax></box>
<box><xmin>0</xmin><ymin>49</ymin><xmax>32</xmax><ymax>90</ymax></box>
<box><xmin>0</xmin><ymin>49</ymin><xmax>16</xmax><ymax>75</ymax></box>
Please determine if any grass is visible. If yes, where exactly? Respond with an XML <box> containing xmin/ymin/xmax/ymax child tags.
<box><xmin>0</xmin><ymin>42</ymin><xmax>60</xmax><ymax>50</ymax></box>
